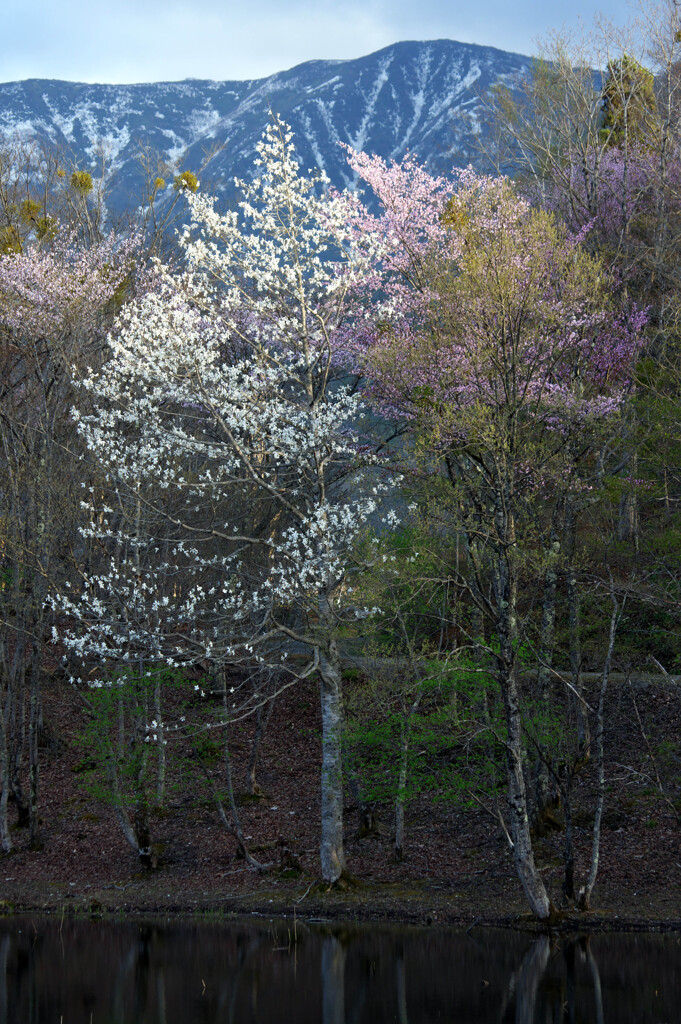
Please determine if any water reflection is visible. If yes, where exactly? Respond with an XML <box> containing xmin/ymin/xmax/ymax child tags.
<box><xmin>322</xmin><ymin>936</ymin><xmax>345</xmax><ymax>1024</ymax></box>
<box><xmin>501</xmin><ymin>934</ymin><xmax>550</xmax><ymax>1024</ymax></box>
<box><xmin>395</xmin><ymin>947</ymin><xmax>408</xmax><ymax>1024</ymax></box>
<box><xmin>496</xmin><ymin>934</ymin><xmax>609</xmax><ymax>1024</ymax></box>
<box><xmin>0</xmin><ymin>915</ymin><xmax>677</xmax><ymax>1023</ymax></box>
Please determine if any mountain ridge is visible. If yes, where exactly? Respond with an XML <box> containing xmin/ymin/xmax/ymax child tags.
<box><xmin>1</xmin><ymin>37</ymin><xmax>533</xmax><ymax>87</ymax></box>
<box><xmin>0</xmin><ymin>39</ymin><xmax>533</xmax><ymax>215</ymax></box>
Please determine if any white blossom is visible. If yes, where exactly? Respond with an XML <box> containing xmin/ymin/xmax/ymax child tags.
<box><xmin>54</xmin><ymin>116</ymin><xmax>396</xmax><ymax>697</ymax></box>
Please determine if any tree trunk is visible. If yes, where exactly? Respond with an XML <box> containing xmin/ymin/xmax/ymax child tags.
<box><xmin>579</xmin><ymin>594</ymin><xmax>619</xmax><ymax>911</ymax></box>
<box><xmin>8</xmin><ymin>639</ymin><xmax>28</xmax><ymax>828</ymax></box>
<box><xmin>318</xmin><ymin>640</ymin><xmax>345</xmax><ymax>884</ymax></box>
<box><xmin>347</xmin><ymin>771</ymin><xmax>375</xmax><ymax>836</ymax></box>
<box><xmin>130</xmin><ymin>680</ymin><xmax>152</xmax><ymax>867</ymax></box>
<box><xmin>133</xmin><ymin>731</ymin><xmax>152</xmax><ymax>867</ymax></box>
<box><xmin>395</xmin><ymin>692</ymin><xmax>420</xmax><ymax>861</ymax></box>
<box><xmin>0</xmin><ymin>666</ymin><xmax>11</xmax><ymax>854</ymax></box>
<box><xmin>197</xmin><ymin>669</ymin><xmax>271</xmax><ymax>873</ymax></box>
<box><xmin>565</xmin><ymin>502</ymin><xmax>588</xmax><ymax>756</ymax></box>
<box><xmin>154</xmin><ymin>675</ymin><xmax>165</xmax><ymax>807</ymax></box>
<box><xmin>247</xmin><ymin>695</ymin><xmax>274</xmax><ymax>797</ymax></box>
<box><xmin>502</xmin><ymin>661</ymin><xmax>551</xmax><ymax>920</ymax></box>
<box><xmin>617</xmin><ymin>489</ymin><xmax>639</xmax><ymax>548</ymax></box>
<box><xmin>104</xmin><ymin>753</ymin><xmax>139</xmax><ymax>852</ymax></box>
<box><xmin>394</xmin><ymin>724</ymin><xmax>408</xmax><ymax>862</ymax></box>
<box><xmin>28</xmin><ymin>641</ymin><xmax>40</xmax><ymax>848</ymax></box>
<box><xmin>534</xmin><ymin>532</ymin><xmax>559</xmax><ymax>822</ymax></box>
<box><xmin>494</xmin><ymin>533</ymin><xmax>551</xmax><ymax>921</ymax></box>
<box><xmin>617</xmin><ymin>448</ymin><xmax>639</xmax><ymax>551</ymax></box>
<box><xmin>562</xmin><ymin>775</ymin><xmax>575</xmax><ymax>901</ymax></box>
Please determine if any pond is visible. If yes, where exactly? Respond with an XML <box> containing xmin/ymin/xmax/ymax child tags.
<box><xmin>0</xmin><ymin>915</ymin><xmax>678</xmax><ymax>1023</ymax></box>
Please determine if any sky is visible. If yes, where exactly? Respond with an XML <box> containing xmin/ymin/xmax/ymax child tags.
<box><xmin>2</xmin><ymin>0</ymin><xmax>636</xmax><ymax>84</ymax></box>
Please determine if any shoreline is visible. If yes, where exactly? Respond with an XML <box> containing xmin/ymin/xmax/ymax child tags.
<box><xmin>1</xmin><ymin>672</ymin><xmax>679</xmax><ymax>937</ymax></box>
<box><xmin>3</xmin><ymin>879</ymin><xmax>680</xmax><ymax>934</ymax></box>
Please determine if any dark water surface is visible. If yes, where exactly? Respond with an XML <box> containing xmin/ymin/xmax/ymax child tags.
<box><xmin>0</xmin><ymin>915</ymin><xmax>679</xmax><ymax>1023</ymax></box>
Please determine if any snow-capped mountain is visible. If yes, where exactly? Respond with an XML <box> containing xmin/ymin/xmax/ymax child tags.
<box><xmin>0</xmin><ymin>39</ymin><xmax>532</xmax><ymax>215</ymax></box>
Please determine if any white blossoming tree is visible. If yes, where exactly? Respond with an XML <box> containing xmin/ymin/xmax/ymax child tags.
<box><xmin>59</xmin><ymin>119</ymin><xmax>389</xmax><ymax>884</ymax></box>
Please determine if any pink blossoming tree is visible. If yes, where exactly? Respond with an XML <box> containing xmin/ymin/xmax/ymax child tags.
<box><xmin>346</xmin><ymin>152</ymin><xmax>646</xmax><ymax>919</ymax></box>
<box><xmin>0</xmin><ymin>227</ymin><xmax>137</xmax><ymax>851</ymax></box>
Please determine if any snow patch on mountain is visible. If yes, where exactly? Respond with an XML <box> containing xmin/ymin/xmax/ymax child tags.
<box><xmin>0</xmin><ymin>39</ymin><xmax>533</xmax><ymax>216</ymax></box>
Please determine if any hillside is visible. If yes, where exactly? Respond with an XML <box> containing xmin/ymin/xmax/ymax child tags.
<box><xmin>2</xmin><ymin>666</ymin><xmax>680</xmax><ymax>926</ymax></box>
<box><xmin>0</xmin><ymin>39</ymin><xmax>531</xmax><ymax>215</ymax></box>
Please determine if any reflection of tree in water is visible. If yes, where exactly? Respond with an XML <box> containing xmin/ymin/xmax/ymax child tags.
<box><xmin>217</xmin><ymin>930</ymin><xmax>269</xmax><ymax>1023</ymax></box>
<box><xmin>564</xmin><ymin>938</ymin><xmax>578</xmax><ymax>1024</ymax></box>
<box><xmin>111</xmin><ymin>941</ymin><xmax>137</xmax><ymax>1024</ymax></box>
<box><xmin>322</xmin><ymin>935</ymin><xmax>346</xmax><ymax>1024</ymax></box>
<box><xmin>499</xmin><ymin>934</ymin><xmax>606</xmax><ymax>1024</ymax></box>
<box><xmin>108</xmin><ymin>924</ymin><xmax>166</xmax><ymax>1024</ymax></box>
<box><xmin>0</xmin><ymin>918</ymin><xmax>674</xmax><ymax>1023</ymax></box>
<box><xmin>560</xmin><ymin>937</ymin><xmax>605</xmax><ymax>1024</ymax></box>
<box><xmin>585</xmin><ymin>941</ymin><xmax>605</xmax><ymax>1024</ymax></box>
<box><xmin>325</xmin><ymin>933</ymin><xmax>421</xmax><ymax>1024</ymax></box>
<box><xmin>156</xmin><ymin>963</ymin><xmax>167</xmax><ymax>1024</ymax></box>
<box><xmin>396</xmin><ymin>947</ymin><xmax>408</xmax><ymax>1024</ymax></box>
<box><xmin>497</xmin><ymin>935</ymin><xmax>550</xmax><ymax>1024</ymax></box>
<box><xmin>134</xmin><ymin>924</ymin><xmax>152</xmax><ymax>1021</ymax></box>
<box><xmin>514</xmin><ymin>935</ymin><xmax>550</xmax><ymax>1024</ymax></box>
<box><xmin>322</xmin><ymin>930</ymin><xmax>383</xmax><ymax>1024</ymax></box>
<box><xmin>136</xmin><ymin>923</ymin><xmax>278</xmax><ymax>1024</ymax></box>
<box><xmin>322</xmin><ymin>928</ymin><xmax>598</xmax><ymax>1024</ymax></box>
<box><xmin>0</xmin><ymin>935</ymin><xmax>9</xmax><ymax>1024</ymax></box>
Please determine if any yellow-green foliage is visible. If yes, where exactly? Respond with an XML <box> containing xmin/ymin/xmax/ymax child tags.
<box><xmin>19</xmin><ymin>198</ymin><xmax>42</xmax><ymax>223</ymax></box>
<box><xmin>173</xmin><ymin>170</ymin><xmax>199</xmax><ymax>193</ymax></box>
<box><xmin>70</xmin><ymin>170</ymin><xmax>93</xmax><ymax>195</ymax></box>
<box><xmin>0</xmin><ymin>224</ymin><xmax>22</xmax><ymax>254</ymax></box>
<box><xmin>600</xmin><ymin>54</ymin><xmax>656</xmax><ymax>148</ymax></box>
<box><xmin>440</xmin><ymin>195</ymin><xmax>469</xmax><ymax>232</ymax></box>
<box><xmin>35</xmin><ymin>215</ymin><xmax>56</xmax><ymax>241</ymax></box>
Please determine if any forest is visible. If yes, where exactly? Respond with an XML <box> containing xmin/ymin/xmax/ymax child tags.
<box><xmin>1</xmin><ymin>4</ymin><xmax>681</xmax><ymax>927</ymax></box>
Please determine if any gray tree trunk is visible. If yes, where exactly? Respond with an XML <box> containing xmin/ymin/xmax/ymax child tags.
<box><xmin>562</xmin><ymin>776</ymin><xmax>576</xmax><ymax>901</ymax></box>
<box><xmin>104</xmin><ymin>753</ymin><xmax>139</xmax><ymax>852</ymax></box>
<box><xmin>133</xmin><ymin>731</ymin><xmax>152</xmax><ymax>867</ymax></box>
<box><xmin>535</xmin><ymin>534</ymin><xmax>558</xmax><ymax>821</ymax></box>
<box><xmin>8</xmin><ymin>639</ymin><xmax>28</xmax><ymax>827</ymax></box>
<box><xmin>28</xmin><ymin>642</ymin><xmax>40</xmax><ymax>847</ymax></box>
<box><xmin>319</xmin><ymin>640</ymin><xmax>345</xmax><ymax>884</ymax></box>
<box><xmin>579</xmin><ymin>595</ymin><xmax>619</xmax><ymax>910</ymax></box>
<box><xmin>502</xmin><ymin>661</ymin><xmax>551</xmax><ymax>921</ymax></box>
<box><xmin>0</xmin><ymin>671</ymin><xmax>11</xmax><ymax>854</ymax></box>
<box><xmin>493</xmin><ymin>527</ymin><xmax>551</xmax><ymax>921</ymax></box>
<box><xmin>154</xmin><ymin>675</ymin><xmax>165</xmax><ymax>807</ymax></box>
<box><xmin>247</xmin><ymin>695</ymin><xmax>275</xmax><ymax>797</ymax></box>
<box><xmin>565</xmin><ymin>502</ymin><xmax>588</xmax><ymax>755</ymax></box>
<box><xmin>395</xmin><ymin>728</ymin><xmax>408</xmax><ymax>861</ymax></box>
<box><xmin>395</xmin><ymin>692</ymin><xmax>421</xmax><ymax>861</ymax></box>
